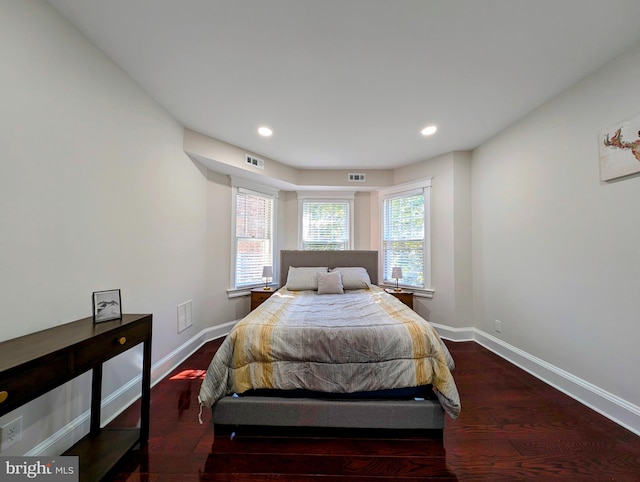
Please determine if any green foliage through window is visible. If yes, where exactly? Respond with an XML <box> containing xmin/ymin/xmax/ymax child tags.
<box><xmin>382</xmin><ymin>193</ymin><xmax>425</xmax><ymax>288</ymax></box>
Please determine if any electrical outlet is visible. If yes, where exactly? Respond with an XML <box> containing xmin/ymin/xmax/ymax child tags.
<box><xmin>1</xmin><ymin>416</ymin><xmax>22</xmax><ymax>452</ymax></box>
<box><xmin>495</xmin><ymin>320</ymin><xmax>502</xmax><ymax>333</ymax></box>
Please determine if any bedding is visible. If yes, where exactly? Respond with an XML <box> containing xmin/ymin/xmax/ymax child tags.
<box><xmin>198</xmin><ymin>285</ymin><xmax>461</xmax><ymax>419</ymax></box>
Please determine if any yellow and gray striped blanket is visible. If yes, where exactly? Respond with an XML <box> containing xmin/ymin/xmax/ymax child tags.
<box><xmin>198</xmin><ymin>286</ymin><xmax>461</xmax><ymax>418</ymax></box>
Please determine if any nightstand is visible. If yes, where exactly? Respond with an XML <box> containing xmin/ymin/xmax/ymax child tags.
<box><xmin>251</xmin><ymin>288</ymin><xmax>276</xmax><ymax>311</ymax></box>
<box><xmin>385</xmin><ymin>288</ymin><xmax>413</xmax><ymax>309</ymax></box>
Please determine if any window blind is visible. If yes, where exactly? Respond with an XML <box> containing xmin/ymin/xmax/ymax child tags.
<box><xmin>382</xmin><ymin>191</ymin><xmax>425</xmax><ymax>288</ymax></box>
<box><xmin>235</xmin><ymin>191</ymin><xmax>273</xmax><ymax>287</ymax></box>
<box><xmin>302</xmin><ymin>200</ymin><xmax>349</xmax><ymax>250</ymax></box>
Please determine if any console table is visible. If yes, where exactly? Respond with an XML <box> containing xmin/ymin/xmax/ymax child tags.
<box><xmin>0</xmin><ymin>313</ymin><xmax>152</xmax><ymax>481</ymax></box>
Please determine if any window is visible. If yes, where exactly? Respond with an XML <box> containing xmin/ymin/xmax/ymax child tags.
<box><xmin>380</xmin><ymin>180</ymin><xmax>431</xmax><ymax>290</ymax></box>
<box><xmin>231</xmin><ymin>179</ymin><xmax>278</xmax><ymax>290</ymax></box>
<box><xmin>298</xmin><ymin>193</ymin><xmax>354</xmax><ymax>250</ymax></box>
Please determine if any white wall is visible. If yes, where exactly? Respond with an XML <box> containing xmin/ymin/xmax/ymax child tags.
<box><xmin>452</xmin><ymin>152</ymin><xmax>473</xmax><ymax>328</ymax></box>
<box><xmin>204</xmin><ymin>171</ymin><xmax>261</xmax><ymax>322</ymax></box>
<box><xmin>354</xmin><ymin>192</ymin><xmax>373</xmax><ymax>249</ymax></box>
<box><xmin>0</xmin><ymin>0</ymin><xmax>207</xmax><ymax>454</ymax></box>
<box><xmin>472</xmin><ymin>43</ymin><xmax>640</xmax><ymax>409</ymax></box>
<box><xmin>281</xmin><ymin>191</ymin><xmax>299</xmax><ymax>249</ymax></box>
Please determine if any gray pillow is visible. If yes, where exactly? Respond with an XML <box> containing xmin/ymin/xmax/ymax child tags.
<box><xmin>317</xmin><ymin>271</ymin><xmax>344</xmax><ymax>294</ymax></box>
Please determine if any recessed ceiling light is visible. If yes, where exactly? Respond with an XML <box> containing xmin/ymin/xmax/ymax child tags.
<box><xmin>421</xmin><ymin>125</ymin><xmax>437</xmax><ymax>136</ymax></box>
<box><xmin>258</xmin><ymin>126</ymin><xmax>273</xmax><ymax>137</ymax></box>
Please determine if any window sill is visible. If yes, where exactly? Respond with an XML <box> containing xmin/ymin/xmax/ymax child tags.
<box><xmin>227</xmin><ymin>285</ymin><xmax>277</xmax><ymax>299</ymax></box>
<box><xmin>413</xmin><ymin>289</ymin><xmax>434</xmax><ymax>299</ymax></box>
<box><xmin>227</xmin><ymin>288</ymin><xmax>251</xmax><ymax>299</ymax></box>
<box><xmin>380</xmin><ymin>284</ymin><xmax>434</xmax><ymax>299</ymax></box>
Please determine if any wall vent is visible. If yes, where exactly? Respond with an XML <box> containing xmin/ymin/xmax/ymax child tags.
<box><xmin>348</xmin><ymin>173</ymin><xmax>366</xmax><ymax>182</ymax></box>
<box><xmin>245</xmin><ymin>154</ymin><xmax>265</xmax><ymax>170</ymax></box>
<box><xmin>177</xmin><ymin>300</ymin><xmax>193</xmax><ymax>333</ymax></box>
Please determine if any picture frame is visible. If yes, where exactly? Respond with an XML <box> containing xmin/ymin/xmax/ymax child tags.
<box><xmin>92</xmin><ymin>289</ymin><xmax>122</xmax><ymax>323</ymax></box>
<box><xmin>599</xmin><ymin>113</ymin><xmax>640</xmax><ymax>182</ymax></box>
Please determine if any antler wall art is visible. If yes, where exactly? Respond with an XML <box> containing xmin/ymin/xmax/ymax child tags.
<box><xmin>599</xmin><ymin>113</ymin><xmax>640</xmax><ymax>181</ymax></box>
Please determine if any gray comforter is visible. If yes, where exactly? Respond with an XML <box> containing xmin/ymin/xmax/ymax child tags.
<box><xmin>198</xmin><ymin>286</ymin><xmax>461</xmax><ymax>418</ymax></box>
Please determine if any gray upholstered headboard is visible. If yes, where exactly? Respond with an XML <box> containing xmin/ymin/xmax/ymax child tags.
<box><xmin>279</xmin><ymin>250</ymin><xmax>379</xmax><ymax>287</ymax></box>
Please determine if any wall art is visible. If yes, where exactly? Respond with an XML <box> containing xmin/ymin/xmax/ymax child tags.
<box><xmin>599</xmin><ymin>113</ymin><xmax>640</xmax><ymax>181</ymax></box>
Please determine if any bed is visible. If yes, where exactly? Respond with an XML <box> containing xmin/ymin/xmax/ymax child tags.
<box><xmin>198</xmin><ymin>250</ymin><xmax>460</xmax><ymax>433</ymax></box>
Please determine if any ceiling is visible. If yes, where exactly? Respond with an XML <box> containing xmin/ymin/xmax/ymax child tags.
<box><xmin>46</xmin><ymin>0</ymin><xmax>640</xmax><ymax>170</ymax></box>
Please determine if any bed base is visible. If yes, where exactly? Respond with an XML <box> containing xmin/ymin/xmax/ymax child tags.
<box><xmin>213</xmin><ymin>395</ymin><xmax>445</xmax><ymax>431</ymax></box>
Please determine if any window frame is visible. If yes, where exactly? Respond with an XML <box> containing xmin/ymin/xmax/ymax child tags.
<box><xmin>229</xmin><ymin>177</ymin><xmax>279</xmax><ymax>295</ymax></box>
<box><xmin>378</xmin><ymin>179</ymin><xmax>432</xmax><ymax>296</ymax></box>
<box><xmin>297</xmin><ymin>192</ymin><xmax>354</xmax><ymax>251</ymax></box>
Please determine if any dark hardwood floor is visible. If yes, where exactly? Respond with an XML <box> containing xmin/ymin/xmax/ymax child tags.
<box><xmin>106</xmin><ymin>339</ymin><xmax>640</xmax><ymax>481</ymax></box>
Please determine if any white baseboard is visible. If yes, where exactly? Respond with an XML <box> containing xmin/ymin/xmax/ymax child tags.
<box><xmin>27</xmin><ymin>319</ymin><xmax>239</xmax><ymax>456</ymax></box>
<box><xmin>432</xmin><ymin>323</ymin><xmax>640</xmax><ymax>437</ymax></box>
<box><xmin>429</xmin><ymin>322</ymin><xmax>476</xmax><ymax>342</ymax></box>
<box><xmin>148</xmin><ymin>319</ymin><xmax>238</xmax><ymax>391</ymax></box>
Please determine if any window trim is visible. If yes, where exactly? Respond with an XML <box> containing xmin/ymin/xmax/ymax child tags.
<box><xmin>378</xmin><ymin>179</ymin><xmax>433</xmax><ymax>296</ymax></box>
<box><xmin>297</xmin><ymin>191</ymin><xmax>355</xmax><ymax>250</ymax></box>
<box><xmin>229</xmin><ymin>177</ymin><xmax>279</xmax><ymax>296</ymax></box>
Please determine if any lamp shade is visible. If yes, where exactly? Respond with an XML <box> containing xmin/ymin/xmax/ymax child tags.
<box><xmin>262</xmin><ymin>266</ymin><xmax>273</xmax><ymax>278</ymax></box>
<box><xmin>391</xmin><ymin>267</ymin><xmax>403</xmax><ymax>279</ymax></box>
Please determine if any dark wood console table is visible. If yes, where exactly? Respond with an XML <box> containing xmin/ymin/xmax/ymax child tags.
<box><xmin>0</xmin><ymin>313</ymin><xmax>152</xmax><ymax>481</ymax></box>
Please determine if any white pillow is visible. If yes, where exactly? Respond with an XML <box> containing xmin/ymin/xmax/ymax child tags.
<box><xmin>330</xmin><ymin>267</ymin><xmax>372</xmax><ymax>290</ymax></box>
<box><xmin>285</xmin><ymin>266</ymin><xmax>328</xmax><ymax>291</ymax></box>
<box><xmin>317</xmin><ymin>271</ymin><xmax>344</xmax><ymax>295</ymax></box>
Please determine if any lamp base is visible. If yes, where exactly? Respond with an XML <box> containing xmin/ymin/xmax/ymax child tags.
<box><xmin>263</xmin><ymin>286</ymin><xmax>272</xmax><ymax>291</ymax></box>
<box><xmin>393</xmin><ymin>288</ymin><xmax>402</xmax><ymax>292</ymax></box>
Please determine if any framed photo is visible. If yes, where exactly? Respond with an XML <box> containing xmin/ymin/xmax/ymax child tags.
<box><xmin>92</xmin><ymin>289</ymin><xmax>122</xmax><ymax>322</ymax></box>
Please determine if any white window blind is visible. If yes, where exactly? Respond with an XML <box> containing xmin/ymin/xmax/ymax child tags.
<box><xmin>235</xmin><ymin>189</ymin><xmax>273</xmax><ymax>287</ymax></box>
<box><xmin>382</xmin><ymin>190</ymin><xmax>425</xmax><ymax>288</ymax></box>
<box><xmin>302</xmin><ymin>200</ymin><xmax>350</xmax><ymax>250</ymax></box>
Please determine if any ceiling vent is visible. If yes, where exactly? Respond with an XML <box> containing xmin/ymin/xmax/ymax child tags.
<box><xmin>348</xmin><ymin>173</ymin><xmax>366</xmax><ymax>182</ymax></box>
<box><xmin>245</xmin><ymin>154</ymin><xmax>265</xmax><ymax>170</ymax></box>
